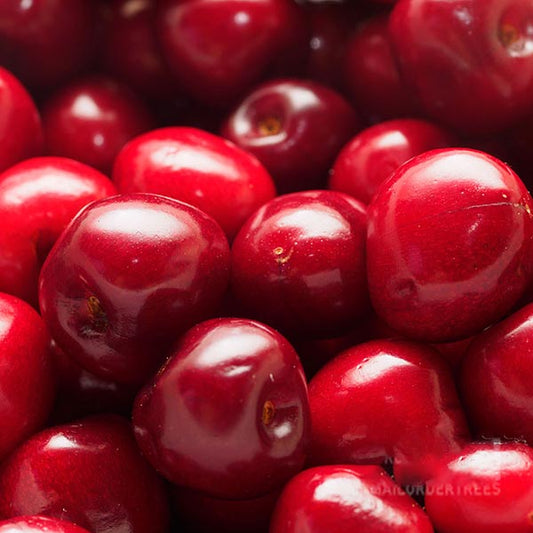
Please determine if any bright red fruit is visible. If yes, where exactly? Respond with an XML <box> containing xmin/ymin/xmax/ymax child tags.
<box><xmin>0</xmin><ymin>415</ymin><xmax>170</xmax><ymax>533</ymax></box>
<box><xmin>329</xmin><ymin>118</ymin><xmax>456</xmax><ymax>204</ymax></box>
<box><xmin>269</xmin><ymin>465</ymin><xmax>434</xmax><ymax>533</ymax></box>
<box><xmin>221</xmin><ymin>79</ymin><xmax>359</xmax><ymax>193</ymax></box>
<box><xmin>133</xmin><ymin>317</ymin><xmax>310</xmax><ymax>500</ymax></box>
<box><xmin>0</xmin><ymin>157</ymin><xmax>116</xmax><ymax>306</ymax></box>
<box><xmin>39</xmin><ymin>193</ymin><xmax>230</xmax><ymax>385</ymax></box>
<box><xmin>42</xmin><ymin>76</ymin><xmax>153</xmax><ymax>174</ymax></box>
<box><xmin>389</xmin><ymin>0</ymin><xmax>533</xmax><ymax>134</ymax></box>
<box><xmin>0</xmin><ymin>67</ymin><xmax>43</xmax><ymax>173</ymax></box>
<box><xmin>112</xmin><ymin>127</ymin><xmax>276</xmax><ymax>239</ymax></box>
<box><xmin>367</xmin><ymin>148</ymin><xmax>533</xmax><ymax>342</ymax></box>
<box><xmin>0</xmin><ymin>516</ymin><xmax>90</xmax><ymax>533</ymax></box>
<box><xmin>308</xmin><ymin>339</ymin><xmax>469</xmax><ymax>486</ymax></box>
<box><xmin>231</xmin><ymin>190</ymin><xmax>369</xmax><ymax>338</ymax></box>
<box><xmin>0</xmin><ymin>293</ymin><xmax>53</xmax><ymax>462</ymax></box>
<box><xmin>425</xmin><ymin>442</ymin><xmax>533</xmax><ymax>533</ymax></box>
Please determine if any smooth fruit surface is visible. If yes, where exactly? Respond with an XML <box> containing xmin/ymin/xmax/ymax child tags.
<box><xmin>0</xmin><ymin>516</ymin><xmax>91</xmax><ymax>533</ymax></box>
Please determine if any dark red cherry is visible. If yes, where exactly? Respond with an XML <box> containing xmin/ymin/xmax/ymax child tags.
<box><xmin>42</xmin><ymin>76</ymin><xmax>153</xmax><ymax>175</ymax></box>
<box><xmin>0</xmin><ymin>67</ymin><xmax>43</xmax><ymax>173</ymax></box>
<box><xmin>270</xmin><ymin>465</ymin><xmax>434</xmax><ymax>533</ymax></box>
<box><xmin>329</xmin><ymin>118</ymin><xmax>456</xmax><ymax>204</ymax></box>
<box><xmin>39</xmin><ymin>193</ymin><xmax>230</xmax><ymax>385</ymax></box>
<box><xmin>112</xmin><ymin>127</ymin><xmax>276</xmax><ymax>239</ymax></box>
<box><xmin>367</xmin><ymin>148</ymin><xmax>533</xmax><ymax>342</ymax></box>
<box><xmin>0</xmin><ymin>516</ymin><xmax>90</xmax><ymax>533</ymax></box>
<box><xmin>0</xmin><ymin>415</ymin><xmax>170</xmax><ymax>533</ymax></box>
<box><xmin>231</xmin><ymin>190</ymin><xmax>369</xmax><ymax>338</ymax></box>
<box><xmin>308</xmin><ymin>339</ymin><xmax>470</xmax><ymax>486</ymax></box>
<box><xmin>221</xmin><ymin>79</ymin><xmax>360</xmax><ymax>192</ymax></box>
<box><xmin>133</xmin><ymin>317</ymin><xmax>310</xmax><ymax>500</ymax></box>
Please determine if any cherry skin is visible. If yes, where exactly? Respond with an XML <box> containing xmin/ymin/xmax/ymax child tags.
<box><xmin>425</xmin><ymin>441</ymin><xmax>533</xmax><ymax>533</ymax></box>
<box><xmin>269</xmin><ymin>465</ymin><xmax>434</xmax><ymax>533</ymax></box>
<box><xmin>231</xmin><ymin>190</ymin><xmax>370</xmax><ymax>338</ymax></box>
<box><xmin>41</xmin><ymin>75</ymin><xmax>153</xmax><ymax>175</ymax></box>
<box><xmin>308</xmin><ymin>339</ymin><xmax>470</xmax><ymax>487</ymax></box>
<box><xmin>132</xmin><ymin>317</ymin><xmax>310</xmax><ymax>500</ymax></box>
<box><xmin>389</xmin><ymin>0</ymin><xmax>533</xmax><ymax>134</ymax></box>
<box><xmin>221</xmin><ymin>79</ymin><xmax>360</xmax><ymax>193</ymax></box>
<box><xmin>0</xmin><ymin>67</ymin><xmax>43</xmax><ymax>173</ymax></box>
<box><xmin>329</xmin><ymin>118</ymin><xmax>456</xmax><ymax>204</ymax></box>
<box><xmin>0</xmin><ymin>0</ymin><xmax>96</xmax><ymax>91</ymax></box>
<box><xmin>0</xmin><ymin>415</ymin><xmax>170</xmax><ymax>533</ymax></box>
<box><xmin>112</xmin><ymin>127</ymin><xmax>276</xmax><ymax>240</ymax></box>
<box><xmin>156</xmin><ymin>0</ymin><xmax>306</xmax><ymax>107</ymax></box>
<box><xmin>0</xmin><ymin>293</ymin><xmax>54</xmax><ymax>462</ymax></box>
<box><xmin>459</xmin><ymin>302</ymin><xmax>533</xmax><ymax>445</ymax></box>
<box><xmin>367</xmin><ymin>148</ymin><xmax>533</xmax><ymax>342</ymax></box>
<box><xmin>0</xmin><ymin>517</ymin><xmax>91</xmax><ymax>533</ymax></box>
<box><xmin>0</xmin><ymin>157</ymin><xmax>116</xmax><ymax>307</ymax></box>
<box><xmin>39</xmin><ymin>193</ymin><xmax>230</xmax><ymax>385</ymax></box>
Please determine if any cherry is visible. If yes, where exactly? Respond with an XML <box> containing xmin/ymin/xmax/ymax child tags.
<box><xmin>132</xmin><ymin>317</ymin><xmax>310</xmax><ymax>500</ymax></box>
<box><xmin>0</xmin><ymin>156</ymin><xmax>116</xmax><ymax>307</ymax></box>
<box><xmin>39</xmin><ymin>193</ymin><xmax>230</xmax><ymax>385</ymax></box>
<box><xmin>0</xmin><ymin>293</ymin><xmax>54</xmax><ymax>462</ymax></box>
<box><xmin>0</xmin><ymin>67</ymin><xmax>43</xmax><ymax>173</ymax></box>
<box><xmin>389</xmin><ymin>0</ymin><xmax>533</xmax><ymax>134</ymax></box>
<box><xmin>41</xmin><ymin>75</ymin><xmax>153</xmax><ymax>175</ymax></box>
<box><xmin>367</xmin><ymin>148</ymin><xmax>533</xmax><ymax>342</ymax></box>
<box><xmin>112</xmin><ymin>127</ymin><xmax>276</xmax><ymax>239</ymax></box>
<box><xmin>308</xmin><ymin>339</ymin><xmax>470</xmax><ymax>487</ymax></box>
<box><xmin>329</xmin><ymin>118</ymin><xmax>456</xmax><ymax>204</ymax></box>
<box><xmin>269</xmin><ymin>465</ymin><xmax>434</xmax><ymax>533</ymax></box>
<box><xmin>231</xmin><ymin>190</ymin><xmax>369</xmax><ymax>338</ymax></box>
<box><xmin>0</xmin><ymin>516</ymin><xmax>90</xmax><ymax>533</ymax></box>
<box><xmin>425</xmin><ymin>441</ymin><xmax>533</xmax><ymax>533</ymax></box>
<box><xmin>0</xmin><ymin>415</ymin><xmax>170</xmax><ymax>533</ymax></box>
<box><xmin>221</xmin><ymin>79</ymin><xmax>360</xmax><ymax>192</ymax></box>
<box><xmin>459</xmin><ymin>302</ymin><xmax>533</xmax><ymax>445</ymax></box>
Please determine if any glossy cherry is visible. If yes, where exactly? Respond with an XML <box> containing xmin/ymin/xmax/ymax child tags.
<box><xmin>389</xmin><ymin>0</ymin><xmax>533</xmax><ymax>134</ymax></box>
<box><xmin>0</xmin><ymin>157</ymin><xmax>116</xmax><ymax>307</ymax></box>
<box><xmin>0</xmin><ymin>0</ymin><xmax>97</xmax><ymax>91</ymax></box>
<box><xmin>269</xmin><ymin>465</ymin><xmax>434</xmax><ymax>533</ymax></box>
<box><xmin>0</xmin><ymin>67</ymin><xmax>43</xmax><ymax>173</ymax></box>
<box><xmin>231</xmin><ymin>190</ymin><xmax>370</xmax><ymax>338</ymax></box>
<box><xmin>460</xmin><ymin>302</ymin><xmax>533</xmax><ymax>445</ymax></box>
<box><xmin>42</xmin><ymin>76</ymin><xmax>153</xmax><ymax>175</ymax></box>
<box><xmin>133</xmin><ymin>317</ymin><xmax>310</xmax><ymax>500</ymax></box>
<box><xmin>425</xmin><ymin>441</ymin><xmax>533</xmax><ymax>533</ymax></box>
<box><xmin>367</xmin><ymin>148</ymin><xmax>533</xmax><ymax>342</ymax></box>
<box><xmin>308</xmin><ymin>339</ymin><xmax>470</xmax><ymax>487</ymax></box>
<box><xmin>0</xmin><ymin>415</ymin><xmax>170</xmax><ymax>533</ymax></box>
<box><xmin>221</xmin><ymin>79</ymin><xmax>359</xmax><ymax>192</ymax></box>
<box><xmin>329</xmin><ymin>118</ymin><xmax>456</xmax><ymax>204</ymax></box>
<box><xmin>0</xmin><ymin>517</ymin><xmax>91</xmax><ymax>533</ymax></box>
<box><xmin>112</xmin><ymin>127</ymin><xmax>276</xmax><ymax>239</ymax></box>
<box><xmin>0</xmin><ymin>293</ymin><xmax>54</xmax><ymax>462</ymax></box>
<box><xmin>39</xmin><ymin>193</ymin><xmax>230</xmax><ymax>385</ymax></box>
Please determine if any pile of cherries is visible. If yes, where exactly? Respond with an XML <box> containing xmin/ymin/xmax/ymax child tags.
<box><xmin>0</xmin><ymin>0</ymin><xmax>532</xmax><ymax>532</ymax></box>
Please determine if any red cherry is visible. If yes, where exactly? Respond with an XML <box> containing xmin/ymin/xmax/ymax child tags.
<box><xmin>425</xmin><ymin>441</ymin><xmax>533</xmax><ymax>533</ymax></box>
<box><xmin>39</xmin><ymin>193</ymin><xmax>230</xmax><ymax>385</ymax></box>
<box><xmin>221</xmin><ymin>79</ymin><xmax>360</xmax><ymax>193</ymax></box>
<box><xmin>133</xmin><ymin>317</ymin><xmax>310</xmax><ymax>499</ymax></box>
<box><xmin>0</xmin><ymin>516</ymin><xmax>90</xmax><ymax>533</ymax></box>
<box><xmin>0</xmin><ymin>157</ymin><xmax>116</xmax><ymax>306</ymax></box>
<box><xmin>112</xmin><ymin>127</ymin><xmax>276</xmax><ymax>239</ymax></box>
<box><xmin>270</xmin><ymin>465</ymin><xmax>434</xmax><ymax>533</ymax></box>
<box><xmin>231</xmin><ymin>190</ymin><xmax>369</xmax><ymax>338</ymax></box>
<box><xmin>389</xmin><ymin>0</ymin><xmax>533</xmax><ymax>134</ymax></box>
<box><xmin>308</xmin><ymin>339</ymin><xmax>470</xmax><ymax>486</ymax></box>
<box><xmin>0</xmin><ymin>293</ymin><xmax>54</xmax><ymax>462</ymax></box>
<box><xmin>0</xmin><ymin>67</ymin><xmax>43</xmax><ymax>173</ymax></box>
<box><xmin>329</xmin><ymin>118</ymin><xmax>456</xmax><ymax>204</ymax></box>
<box><xmin>0</xmin><ymin>415</ymin><xmax>170</xmax><ymax>533</ymax></box>
<box><xmin>367</xmin><ymin>148</ymin><xmax>533</xmax><ymax>342</ymax></box>
<box><xmin>42</xmin><ymin>76</ymin><xmax>153</xmax><ymax>175</ymax></box>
